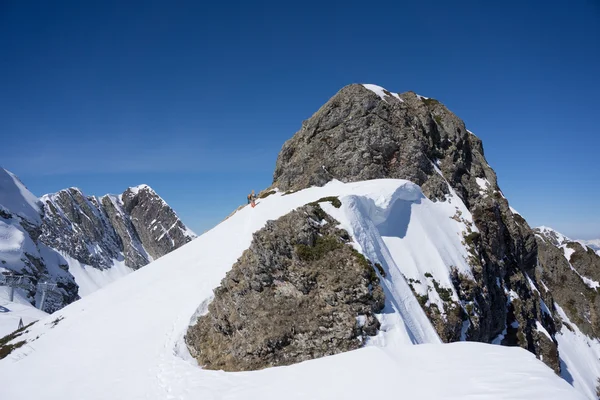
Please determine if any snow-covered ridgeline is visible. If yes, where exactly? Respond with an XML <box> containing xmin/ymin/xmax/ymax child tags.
<box><xmin>0</xmin><ymin>179</ymin><xmax>583</xmax><ymax>399</ymax></box>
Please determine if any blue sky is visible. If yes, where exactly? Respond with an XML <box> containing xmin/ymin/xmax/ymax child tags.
<box><xmin>1</xmin><ymin>1</ymin><xmax>599</xmax><ymax>238</ymax></box>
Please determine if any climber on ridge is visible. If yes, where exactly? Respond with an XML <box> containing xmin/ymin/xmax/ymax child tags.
<box><xmin>247</xmin><ymin>190</ymin><xmax>256</xmax><ymax>208</ymax></box>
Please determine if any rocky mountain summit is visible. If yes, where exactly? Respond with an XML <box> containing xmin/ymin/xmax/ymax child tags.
<box><xmin>269</xmin><ymin>83</ymin><xmax>561</xmax><ymax>370</ymax></box>
<box><xmin>0</xmin><ymin>168</ymin><xmax>195</xmax><ymax>312</ymax></box>
<box><xmin>195</xmin><ymin>84</ymin><xmax>599</xmax><ymax>378</ymax></box>
<box><xmin>186</xmin><ymin>200</ymin><xmax>384</xmax><ymax>371</ymax></box>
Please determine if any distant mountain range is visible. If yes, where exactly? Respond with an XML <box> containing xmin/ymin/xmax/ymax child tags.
<box><xmin>0</xmin><ymin>167</ymin><xmax>195</xmax><ymax>312</ymax></box>
<box><xmin>1</xmin><ymin>84</ymin><xmax>597</xmax><ymax>399</ymax></box>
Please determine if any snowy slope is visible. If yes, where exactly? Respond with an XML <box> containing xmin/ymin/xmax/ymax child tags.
<box><xmin>0</xmin><ymin>167</ymin><xmax>195</xmax><ymax>311</ymax></box>
<box><xmin>554</xmin><ymin>302</ymin><xmax>600</xmax><ymax>400</ymax></box>
<box><xmin>62</xmin><ymin>254</ymin><xmax>135</xmax><ymax>297</ymax></box>
<box><xmin>0</xmin><ymin>287</ymin><xmax>47</xmax><ymax>338</ymax></box>
<box><xmin>0</xmin><ymin>179</ymin><xmax>582</xmax><ymax>399</ymax></box>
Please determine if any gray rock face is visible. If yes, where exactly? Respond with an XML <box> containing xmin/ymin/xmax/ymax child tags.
<box><xmin>121</xmin><ymin>186</ymin><xmax>194</xmax><ymax>261</ymax></box>
<box><xmin>40</xmin><ymin>188</ymin><xmax>125</xmax><ymax>269</ymax></box>
<box><xmin>185</xmin><ymin>201</ymin><xmax>384</xmax><ymax>371</ymax></box>
<box><xmin>535</xmin><ymin>228</ymin><xmax>600</xmax><ymax>338</ymax></box>
<box><xmin>0</xmin><ymin>169</ymin><xmax>79</xmax><ymax>312</ymax></box>
<box><xmin>39</xmin><ymin>185</ymin><xmax>195</xmax><ymax>270</ymax></box>
<box><xmin>271</xmin><ymin>84</ymin><xmax>561</xmax><ymax>372</ymax></box>
<box><xmin>1</xmin><ymin>170</ymin><xmax>195</xmax><ymax>312</ymax></box>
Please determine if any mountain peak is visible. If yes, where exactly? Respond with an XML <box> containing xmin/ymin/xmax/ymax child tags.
<box><xmin>273</xmin><ymin>82</ymin><xmax>485</xmax><ymax>204</ymax></box>
<box><xmin>361</xmin><ymin>83</ymin><xmax>404</xmax><ymax>102</ymax></box>
<box><xmin>125</xmin><ymin>184</ymin><xmax>153</xmax><ymax>195</ymax></box>
<box><xmin>0</xmin><ymin>167</ymin><xmax>41</xmax><ymax>224</ymax></box>
<box><xmin>535</xmin><ymin>226</ymin><xmax>571</xmax><ymax>247</ymax></box>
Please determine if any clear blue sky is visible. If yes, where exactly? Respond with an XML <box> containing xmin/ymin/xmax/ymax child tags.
<box><xmin>1</xmin><ymin>1</ymin><xmax>599</xmax><ymax>238</ymax></box>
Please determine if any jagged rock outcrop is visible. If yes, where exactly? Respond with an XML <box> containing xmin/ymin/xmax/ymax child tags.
<box><xmin>1</xmin><ymin>169</ymin><xmax>195</xmax><ymax>311</ymax></box>
<box><xmin>121</xmin><ymin>185</ymin><xmax>194</xmax><ymax>260</ymax></box>
<box><xmin>40</xmin><ymin>188</ymin><xmax>127</xmax><ymax>269</ymax></box>
<box><xmin>535</xmin><ymin>227</ymin><xmax>600</xmax><ymax>338</ymax></box>
<box><xmin>271</xmin><ymin>84</ymin><xmax>561</xmax><ymax>372</ymax></box>
<box><xmin>39</xmin><ymin>184</ymin><xmax>195</xmax><ymax>270</ymax></box>
<box><xmin>186</xmin><ymin>201</ymin><xmax>384</xmax><ymax>371</ymax></box>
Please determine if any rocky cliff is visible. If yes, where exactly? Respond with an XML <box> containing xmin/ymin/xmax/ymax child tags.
<box><xmin>270</xmin><ymin>83</ymin><xmax>564</xmax><ymax>371</ymax></box>
<box><xmin>40</xmin><ymin>184</ymin><xmax>195</xmax><ymax>270</ymax></box>
<box><xmin>535</xmin><ymin>227</ymin><xmax>600</xmax><ymax>338</ymax></box>
<box><xmin>0</xmin><ymin>169</ymin><xmax>195</xmax><ymax>311</ymax></box>
<box><xmin>186</xmin><ymin>200</ymin><xmax>384</xmax><ymax>371</ymax></box>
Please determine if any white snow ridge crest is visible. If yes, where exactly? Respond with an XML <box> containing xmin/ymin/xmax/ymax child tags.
<box><xmin>0</xmin><ymin>180</ymin><xmax>584</xmax><ymax>399</ymax></box>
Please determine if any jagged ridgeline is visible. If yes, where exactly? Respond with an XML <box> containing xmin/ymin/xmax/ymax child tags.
<box><xmin>0</xmin><ymin>169</ymin><xmax>195</xmax><ymax>312</ymax></box>
<box><xmin>187</xmin><ymin>84</ymin><xmax>600</xmax><ymax>376</ymax></box>
<box><xmin>186</xmin><ymin>201</ymin><xmax>384</xmax><ymax>371</ymax></box>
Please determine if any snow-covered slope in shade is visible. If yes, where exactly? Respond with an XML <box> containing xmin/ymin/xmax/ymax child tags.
<box><xmin>555</xmin><ymin>302</ymin><xmax>600</xmax><ymax>399</ymax></box>
<box><xmin>62</xmin><ymin>254</ymin><xmax>135</xmax><ymax>297</ymax></box>
<box><xmin>0</xmin><ymin>180</ymin><xmax>582</xmax><ymax>399</ymax></box>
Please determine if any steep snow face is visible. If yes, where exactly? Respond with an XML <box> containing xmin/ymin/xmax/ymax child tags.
<box><xmin>362</xmin><ymin>84</ymin><xmax>403</xmax><ymax>102</ymax></box>
<box><xmin>0</xmin><ymin>180</ymin><xmax>582</xmax><ymax>399</ymax></box>
<box><xmin>62</xmin><ymin>254</ymin><xmax>135</xmax><ymax>297</ymax></box>
<box><xmin>555</xmin><ymin>303</ymin><xmax>600</xmax><ymax>400</ymax></box>
<box><xmin>0</xmin><ymin>168</ymin><xmax>41</xmax><ymax>224</ymax></box>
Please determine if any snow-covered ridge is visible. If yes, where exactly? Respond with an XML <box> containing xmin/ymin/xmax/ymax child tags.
<box><xmin>0</xmin><ymin>179</ymin><xmax>583</xmax><ymax>399</ymax></box>
<box><xmin>537</xmin><ymin>225</ymin><xmax>571</xmax><ymax>245</ymax></box>
<box><xmin>580</xmin><ymin>239</ymin><xmax>600</xmax><ymax>256</ymax></box>
<box><xmin>0</xmin><ymin>168</ymin><xmax>41</xmax><ymax>224</ymax></box>
<box><xmin>1</xmin><ymin>168</ymin><xmax>196</xmax><ymax>313</ymax></box>
<box><xmin>127</xmin><ymin>184</ymin><xmax>152</xmax><ymax>196</ymax></box>
<box><xmin>362</xmin><ymin>84</ymin><xmax>403</xmax><ymax>102</ymax></box>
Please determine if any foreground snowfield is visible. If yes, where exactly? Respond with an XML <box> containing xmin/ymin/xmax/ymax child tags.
<box><xmin>0</xmin><ymin>180</ymin><xmax>584</xmax><ymax>399</ymax></box>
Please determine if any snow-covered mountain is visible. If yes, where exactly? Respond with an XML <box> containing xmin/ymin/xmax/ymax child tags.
<box><xmin>0</xmin><ymin>168</ymin><xmax>195</xmax><ymax>312</ymax></box>
<box><xmin>580</xmin><ymin>239</ymin><xmax>600</xmax><ymax>256</ymax></box>
<box><xmin>0</xmin><ymin>180</ymin><xmax>583</xmax><ymax>399</ymax></box>
<box><xmin>0</xmin><ymin>84</ymin><xmax>597</xmax><ymax>399</ymax></box>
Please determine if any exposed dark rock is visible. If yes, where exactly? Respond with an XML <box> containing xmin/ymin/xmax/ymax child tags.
<box><xmin>39</xmin><ymin>185</ymin><xmax>194</xmax><ymax>271</ymax></box>
<box><xmin>270</xmin><ymin>84</ymin><xmax>560</xmax><ymax>371</ymax></box>
<box><xmin>121</xmin><ymin>186</ymin><xmax>194</xmax><ymax>261</ymax></box>
<box><xmin>1</xmin><ymin>169</ymin><xmax>195</xmax><ymax>312</ymax></box>
<box><xmin>535</xmin><ymin>228</ymin><xmax>600</xmax><ymax>338</ymax></box>
<box><xmin>40</xmin><ymin>188</ymin><xmax>124</xmax><ymax>269</ymax></box>
<box><xmin>185</xmin><ymin>203</ymin><xmax>384</xmax><ymax>371</ymax></box>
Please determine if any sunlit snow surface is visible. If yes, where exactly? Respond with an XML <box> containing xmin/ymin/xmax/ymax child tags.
<box><xmin>0</xmin><ymin>180</ymin><xmax>584</xmax><ymax>399</ymax></box>
<box><xmin>362</xmin><ymin>84</ymin><xmax>403</xmax><ymax>102</ymax></box>
<box><xmin>0</xmin><ymin>287</ymin><xmax>47</xmax><ymax>338</ymax></box>
<box><xmin>0</xmin><ymin>169</ymin><xmax>41</xmax><ymax>224</ymax></box>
